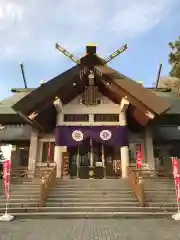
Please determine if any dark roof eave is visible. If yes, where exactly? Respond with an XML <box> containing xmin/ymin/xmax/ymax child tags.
<box><xmin>12</xmin><ymin>65</ymin><xmax>82</xmax><ymax>115</ymax></box>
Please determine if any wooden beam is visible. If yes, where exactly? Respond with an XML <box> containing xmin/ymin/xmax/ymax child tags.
<box><xmin>28</xmin><ymin>95</ymin><xmax>63</xmax><ymax>120</ymax></box>
<box><xmin>145</xmin><ymin>110</ymin><xmax>155</xmax><ymax>119</ymax></box>
<box><xmin>28</xmin><ymin>112</ymin><xmax>38</xmax><ymax>120</ymax></box>
<box><xmin>27</xmin><ymin>97</ymin><xmax>58</xmax><ymax>121</ymax></box>
<box><xmin>16</xmin><ymin>111</ymin><xmax>34</xmax><ymax>125</ymax></box>
<box><xmin>17</xmin><ymin>111</ymin><xmax>45</xmax><ymax>132</ymax></box>
<box><xmin>0</xmin><ymin>124</ymin><xmax>4</xmax><ymax>131</ymax></box>
<box><xmin>132</xmin><ymin>108</ymin><xmax>151</xmax><ymax>126</ymax></box>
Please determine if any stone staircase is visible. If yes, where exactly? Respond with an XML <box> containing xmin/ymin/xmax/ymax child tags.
<box><xmin>0</xmin><ymin>179</ymin><xmax>41</xmax><ymax>212</ymax></box>
<box><xmin>0</xmin><ymin>178</ymin><xmax>177</xmax><ymax>218</ymax></box>
<box><xmin>43</xmin><ymin>179</ymin><xmax>141</xmax><ymax>218</ymax></box>
<box><xmin>144</xmin><ymin>177</ymin><xmax>177</xmax><ymax>211</ymax></box>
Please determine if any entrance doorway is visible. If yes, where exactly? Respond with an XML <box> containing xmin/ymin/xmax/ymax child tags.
<box><xmin>68</xmin><ymin>138</ymin><xmax>121</xmax><ymax>179</ymax></box>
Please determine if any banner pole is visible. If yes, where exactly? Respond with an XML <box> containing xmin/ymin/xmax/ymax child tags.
<box><xmin>177</xmin><ymin>183</ymin><xmax>180</xmax><ymax>213</ymax></box>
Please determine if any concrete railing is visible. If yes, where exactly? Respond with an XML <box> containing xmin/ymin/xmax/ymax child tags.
<box><xmin>127</xmin><ymin>166</ymin><xmax>145</xmax><ymax>207</ymax></box>
<box><xmin>11</xmin><ymin>168</ymin><xmax>36</xmax><ymax>182</ymax></box>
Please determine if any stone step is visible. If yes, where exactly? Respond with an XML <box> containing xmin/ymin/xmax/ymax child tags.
<box><xmin>145</xmin><ymin>199</ymin><xmax>176</xmax><ymax>203</ymax></box>
<box><xmin>145</xmin><ymin>188</ymin><xmax>175</xmax><ymax>192</ymax></box>
<box><xmin>0</xmin><ymin>202</ymin><xmax>40</xmax><ymax>208</ymax></box>
<box><xmin>0</xmin><ymin>194</ymin><xmax>40</xmax><ymax>199</ymax></box>
<box><xmin>46</xmin><ymin>197</ymin><xmax>138</xmax><ymax>203</ymax></box>
<box><xmin>0</xmin><ymin>206</ymin><xmax>177</xmax><ymax>214</ymax></box>
<box><xmin>1</xmin><ymin>211</ymin><xmax>175</xmax><ymax>219</ymax></box>
<box><xmin>145</xmin><ymin>190</ymin><xmax>175</xmax><ymax>193</ymax></box>
<box><xmin>54</xmin><ymin>184</ymin><xmax>128</xmax><ymax>186</ymax></box>
<box><xmin>55</xmin><ymin>182</ymin><xmax>129</xmax><ymax>186</ymax></box>
<box><xmin>146</xmin><ymin>178</ymin><xmax>173</xmax><ymax>182</ymax></box>
<box><xmin>52</xmin><ymin>188</ymin><xmax>132</xmax><ymax>192</ymax></box>
<box><xmin>54</xmin><ymin>183</ymin><xmax>131</xmax><ymax>188</ymax></box>
<box><xmin>11</xmin><ymin>182</ymin><xmax>40</xmax><ymax>185</ymax></box>
<box><xmin>145</xmin><ymin>192</ymin><xmax>176</xmax><ymax>197</ymax></box>
<box><xmin>145</xmin><ymin>180</ymin><xmax>173</xmax><ymax>183</ymax></box>
<box><xmin>8</xmin><ymin>190</ymin><xmax>41</xmax><ymax>194</ymax></box>
<box><xmin>145</xmin><ymin>184</ymin><xmax>174</xmax><ymax>186</ymax></box>
<box><xmin>50</xmin><ymin>189</ymin><xmax>134</xmax><ymax>193</ymax></box>
<box><xmin>0</xmin><ymin>198</ymin><xmax>39</xmax><ymax>203</ymax></box>
<box><xmin>45</xmin><ymin>201</ymin><xmax>140</xmax><ymax>207</ymax></box>
<box><xmin>9</xmin><ymin>187</ymin><xmax>40</xmax><ymax>191</ymax></box>
<box><xmin>57</xmin><ymin>179</ymin><xmax>127</xmax><ymax>182</ymax></box>
<box><xmin>146</xmin><ymin>202</ymin><xmax>177</xmax><ymax>207</ymax></box>
<box><xmin>145</xmin><ymin>198</ymin><xmax>176</xmax><ymax>203</ymax></box>
<box><xmin>145</xmin><ymin>195</ymin><xmax>175</xmax><ymax>199</ymax></box>
<box><xmin>48</xmin><ymin>193</ymin><xmax>134</xmax><ymax>198</ymax></box>
<box><xmin>10</xmin><ymin>185</ymin><xmax>40</xmax><ymax>188</ymax></box>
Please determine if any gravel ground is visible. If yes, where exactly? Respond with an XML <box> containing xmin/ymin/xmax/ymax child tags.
<box><xmin>0</xmin><ymin>218</ymin><xmax>180</xmax><ymax>240</ymax></box>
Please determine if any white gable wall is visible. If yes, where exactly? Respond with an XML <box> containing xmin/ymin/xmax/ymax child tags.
<box><xmin>56</xmin><ymin>91</ymin><xmax>121</xmax><ymax>126</ymax></box>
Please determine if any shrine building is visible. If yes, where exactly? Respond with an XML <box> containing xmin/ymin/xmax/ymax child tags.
<box><xmin>0</xmin><ymin>43</ymin><xmax>180</xmax><ymax>179</ymax></box>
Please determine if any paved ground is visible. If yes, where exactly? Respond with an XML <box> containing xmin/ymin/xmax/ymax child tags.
<box><xmin>0</xmin><ymin>218</ymin><xmax>180</xmax><ymax>240</ymax></box>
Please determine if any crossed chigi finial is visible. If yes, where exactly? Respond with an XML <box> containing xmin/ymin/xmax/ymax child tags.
<box><xmin>55</xmin><ymin>42</ymin><xmax>128</xmax><ymax>64</ymax></box>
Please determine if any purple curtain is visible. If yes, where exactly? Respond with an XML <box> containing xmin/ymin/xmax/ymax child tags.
<box><xmin>55</xmin><ymin>126</ymin><xmax>128</xmax><ymax>147</ymax></box>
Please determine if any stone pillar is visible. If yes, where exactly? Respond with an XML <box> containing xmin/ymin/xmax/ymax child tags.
<box><xmin>28</xmin><ymin>129</ymin><xmax>38</xmax><ymax>171</ymax></box>
<box><xmin>120</xmin><ymin>111</ymin><xmax>129</xmax><ymax>179</ymax></box>
<box><xmin>145</xmin><ymin>127</ymin><xmax>155</xmax><ymax>170</ymax></box>
<box><xmin>54</xmin><ymin>146</ymin><xmax>67</xmax><ymax>177</ymax></box>
<box><xmin>54</xmin><ymin>146</ymin><xmax>62</xmax><ymax>177</ymax></box>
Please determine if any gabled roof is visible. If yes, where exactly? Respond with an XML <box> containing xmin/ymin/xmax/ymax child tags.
<box><xmin>94</xmin><ymin>65</ymin><xmax>170</xmax><ymax>115</ymax></box>
<box><xmin>0</xmin><ymin>53</ymin><xmax>171</xmax><ymax>132</ymax></box>
<box><xmin>12</xmin><ymin>65</ymin><xmax>83</xmax><ymax>115</ymax></box>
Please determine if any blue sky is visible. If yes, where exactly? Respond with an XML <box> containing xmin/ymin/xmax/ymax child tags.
<box><xmin>0</xmin><ymin>0</ymin><xmax>180</xmax><ymax>100</ymax></box>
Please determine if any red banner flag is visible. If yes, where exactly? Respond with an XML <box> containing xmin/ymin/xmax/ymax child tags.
<box><xmin>136</xmin><ymin>144</ymin><xmax>143</xmax><ymax>168</ymax></box>
<box><xmin>47</xmin><ymin>142</ymin><xmax>52</xmax><ymax>163</ymax></box>
<box><xmin>175</xmin><ymin>173</ymin><xmax>180</xmax><ymax>202</ymax></box>
<box><xmin>3</xmin><ymin>160</ymin><xmax>10</xmax><ymax>198</ymax></box>
<box><xmin>172</xmin><ymin>157</ymin><xmax>179</xmax><ymax>179</ymax></box>
<box><xmin>0</xmin><ymin>145</ymin><xmax>12</xmax><ymax>199</ymax></box>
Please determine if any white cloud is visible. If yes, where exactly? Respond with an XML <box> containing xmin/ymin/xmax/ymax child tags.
<box><xmin>0</xmin><ymin>0</ymin><xmax>177</xmax><ymax>62</ymax></box>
